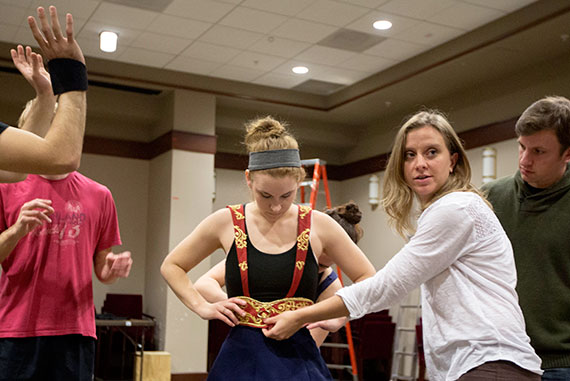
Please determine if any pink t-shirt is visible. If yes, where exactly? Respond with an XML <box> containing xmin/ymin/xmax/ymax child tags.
<box><xmin>0</xmin><ymin>172</ymin><xmax>121</xmax><ymax>339</ymax></box>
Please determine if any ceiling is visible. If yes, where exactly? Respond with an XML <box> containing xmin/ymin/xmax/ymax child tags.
<box><xmin>0</xmin><ymin>0</ymin><xmax>538</xmax><ymax>94</ymax></box>
<box><xmin>0</xmin><ymin>0</ymin><xmax>569</xmax><ymax>163</ymax></box>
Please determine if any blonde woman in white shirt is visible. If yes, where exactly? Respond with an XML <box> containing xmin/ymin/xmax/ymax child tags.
<box><xmin>264</xmin><ymin>110</ymin><xmax>542</xmax><ymax>381</ymax></box>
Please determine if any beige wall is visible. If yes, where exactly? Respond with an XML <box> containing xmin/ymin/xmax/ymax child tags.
<box><xmin>79</xmin><ymin>153</ymin><xmax>149</xmax><ymax>313</ymax></box>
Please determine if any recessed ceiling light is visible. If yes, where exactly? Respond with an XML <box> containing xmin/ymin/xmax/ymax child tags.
<box><xmin>373</xmin><ymin>20</ymin><xmax>392</xmax><ymax>30</ymax></box>
<box><xmin>100</xmin><ymin>31</ymin><xmax>118</xmax><ymax>53</ymax></box>
<box><xmin>292</xmin><ymin>66</ymin><xmax>309</xmax><ymax>74</ymax></box>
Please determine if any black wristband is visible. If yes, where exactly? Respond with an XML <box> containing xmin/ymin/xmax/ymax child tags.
<box><xmin>0</xmin><ymin>121</ymin><xmax>9</xmax><ymax>134</ymax></box>
<box><xmin>48</xmin><ymin>58</ymin><xmax>88</xmax><ymax>95</ymax></box>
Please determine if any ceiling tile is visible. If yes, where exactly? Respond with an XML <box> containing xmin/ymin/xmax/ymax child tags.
<box><xmin>164</xmin><ymin>0</ymin><xmax>234</xmax><ymax>23</ymax></box>
<box><xmin>297</xmin><ymin>0</ymin><xmax>370</xmax><ymax>27</ymax></box>
<box><xmin>338</xmin><ymin>0</ymin><xmax>389</xmax><ymax>8</ymax></box>
<box><xmin>210</xmin><ymin>64</ymin><xmax>266</xmax><ymax>82</ymax></box>
<box><xmin>219</xmin><ymin>7</ymin><xmax>288</xmax><ymax>34</ymax></box>
<box><xmin>395</xmin><ymin>21</ymin><xmax>463</xmax><ymax>46</ymax></box>
<box><xmin>229</xmin><ymin>51</ymin><xmax>285</xmax><ymax>71</ymax></box>
<box><xmin>378</xmin><ymin>0</ymin><xmax>455</xmax><ymax>20</ymax></box>
<box><xmin>117</xmin><ymin>47</ymin><xmax>175</xmax><ymax>68</ymax></box>
<box><xmin>252</xmin><ymin>71</ymin><xmax>308</xmax><ymax>89</ymax></box>
<box><xmin>365</xmin><ymin>37</ymin><xmax>429</xmax><ymax>60</ymax></box>
<box><xmin>0</xmin><ymin>0</ymin><xmax>32</xmax><ymax>8</ymax></box>
<box><xmin>91</xmin><ymin>2</ymin><xmax>157</xmax><ymax>30</ymax></box>
<box><xmin>337</xmin><ymin>53</ymin><xmax>396</xmax><ymax>72</ymax></box>
<box><xmin>346</xmin><ymin>10</ymin><xmax>419</xmax><ymax>37</ymax></box>
<box><xmin>0</xmin><ymin>5</ymin><xmax>28</xmax><ymax>27</ymax></box>
<box><xmin>78</xmin><ymin>21</ymin><xmax>140</xmax><ymax>47</ymax></box>
<box><xmin>29</xmin><ymin>0</ymin><xmax>100</xmax><ymax>20</ymax></box>
<box><xmin>146</xmin><ymin>14</ymin><xmax>211</xmax><ymax>39</ymax></box>
<box><xmin>313</xmin><ymin>66</ymin><xmax>369</xmax><ymax>85</ymax></box>
<box><xmin>242</xmin><ymin>0</ymin><xmax>313</xmax><ymax>16</ymax></box>
<box><xmin>272</xmin><ymin>19</ymin><xmax>337</xmax><ymax>44</ymax></box>
<box><xmin>428</xmin><ymin>2</ymin><xmax>505</xmax><ymax>30</ymax></box>
<box><xmin>131</xmin><ymin>32</ymin><xmax>192</xmax><ymax>54</ymax></box>
<box><xmin>181</xmin><ymin>41</ymin><xmax>241</xmax><ymax>64</ymax></box>
<box><xmin>13</xmin><ymin>26</ymin><xmax>41</xmax><ymax>48</ymax></box>
<box><xmin>460</xmin><ymin>0</ymin><xmax>537</xmax><ymax>12</ymax></box>
<box><xmin>295</xmin><ymin>45</ymin><xmax>356</xmax><ymax>66</ymax></box>
<box><xmin>249</xmin><ymin>36</ymin><xmax>310</xmax><ymax>59</ymax></box>
<box><xmin>199</xmin><ymin>25</ymin><xmax>263</xmax><ymax>50</ymax></box>
<box><xmin>0</xmin><ymin>24</ymin><xmax>18</xmax><ymax>43</ymax></box>
<box><xmin>165</xmin><ymin>56</ymin><xmax>221</xmax><ymax>76</ymax></box>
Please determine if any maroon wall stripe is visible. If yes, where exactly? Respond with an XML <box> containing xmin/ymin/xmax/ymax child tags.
<box><xmin>83</xmin><ymin>130</ymin><xmax>217</xmax><ymax>159</ymax></box>
<box><xmin>170</xmin><ymin>373</ymin><xmax>208</xmax><ymax>381</ymax></box>
<box><xmin>83</xmin><ymin>116</ymin><xmax>518</xmax><ymax>180</ymax></box>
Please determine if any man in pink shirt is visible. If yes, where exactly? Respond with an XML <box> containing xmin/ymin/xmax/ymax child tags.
<box><xmin>0</xmin><ymin>24</ymin><xmax>132</xmax><ymax>381</ymax></box>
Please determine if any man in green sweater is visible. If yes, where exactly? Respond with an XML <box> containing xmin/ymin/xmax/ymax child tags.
<box><xmin>483</xmin><ymin>96</ymin><xmax>570</xmax><ymax>381</ymax></box>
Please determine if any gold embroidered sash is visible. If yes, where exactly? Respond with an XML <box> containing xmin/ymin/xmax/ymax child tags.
<box><xmin>236</xmin><ymin>296</ymin><xmax>313</xmax><ymax>328</ymax></box>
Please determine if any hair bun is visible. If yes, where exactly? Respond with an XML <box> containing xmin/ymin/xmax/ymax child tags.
<box><xmin>338</xmin><ymin>202</ymin><xmax>362</xmax><ymax>224</ymax></box>
<box><xmin>244</xmin><ymin>116</ymin><xmax>288</xmax><ymax>149</ymax></box>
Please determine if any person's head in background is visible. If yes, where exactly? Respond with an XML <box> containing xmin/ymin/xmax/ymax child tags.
<box><xmin>382</xmin><ymin>109</ymin><xmax>483</xmax><ymax>238</ymax></box>
<box><xmin>325</xmin><ymin>202</ymin><xmax>363</xmax><ymax>244</ymax></box>
<box><xmin>515</xmin><ymin>96</ymin><xmax>570</xmax><ymax>189</ymax></box>
<box><xmin>243</xmin><ymin>116</ymin><xmax>305</xmax><ymax>221</ymax></box>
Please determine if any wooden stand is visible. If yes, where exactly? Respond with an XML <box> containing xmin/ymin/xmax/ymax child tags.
<box><xmin>134</xmin><ymin>351</ymin><xmax>171</xmax><ymax>381</ymax></box>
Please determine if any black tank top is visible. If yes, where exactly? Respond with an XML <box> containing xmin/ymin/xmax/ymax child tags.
<box><xmin>225</xmin><ymin>205</ymin><xmax>319</xmax><ymax>303</ymax></box>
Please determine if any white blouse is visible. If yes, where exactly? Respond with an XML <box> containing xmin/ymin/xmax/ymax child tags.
<box><xmin>337</xmin><ymin>192</ymin><xmax>542</xmax><ymax>381</ymax></box>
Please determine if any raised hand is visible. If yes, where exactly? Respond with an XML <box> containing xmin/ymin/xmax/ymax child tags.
<box><xmin>12</xmin><ymin>199</ymin><xmax>54</xmax><ymax>238</ymax></box>
<box><xmin>11</xmin><ymin>45</ymin><xmax>53</xmax><ymax>97</ymax></box>
<box><xmin>27</xmin><ymin>6</ymin><xmax>85</xmax><ymax>64</ymax></box>
<box><xmin>102</xmin><ymin>251</ymin><xmax>133</xmax><ymax>280</ymax></box>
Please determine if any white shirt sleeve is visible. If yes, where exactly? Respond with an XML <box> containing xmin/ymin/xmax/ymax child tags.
<box><xmin>337</xmin><ymin>195</ymin><xmax>475</xmax><ymax>319</ymax></box>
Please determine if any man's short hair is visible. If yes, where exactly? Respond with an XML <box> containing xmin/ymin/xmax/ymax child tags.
<box><xmin>515</xmin><ymin>96</ymin><xmax>570</xmax><ymax>153</ymax></box>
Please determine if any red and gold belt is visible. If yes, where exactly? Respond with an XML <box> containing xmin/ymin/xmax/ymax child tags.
<box><xmin>236</xmin><ymin>296</ymin><xmax>313</xmax><ymax>328</ymax></box>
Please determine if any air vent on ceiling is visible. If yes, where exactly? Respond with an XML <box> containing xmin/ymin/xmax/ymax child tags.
<box><xmin>292</xmin><ymin>79</ymin><xmax>345</xmax><ymax>95</ymax></box>
<box><xmin>103</xmin><ymin>0</ymin><xmax>174</xmax><ymax>12</ymax></box>
<box><xmin>318</xmin><ymin>28</ymin><xmax>386</xmax><ymax>53</ymax></box>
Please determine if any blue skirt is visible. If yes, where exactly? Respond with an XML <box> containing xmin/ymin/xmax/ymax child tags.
<box><xmin>207</xmin><ymin>325</ymin><xmax>332</xmax><ymax>381</ymax></box>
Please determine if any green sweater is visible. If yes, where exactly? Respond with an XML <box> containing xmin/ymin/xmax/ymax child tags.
<box><xmin>483</xmin><ymin>168</ymin><xmax>570</xmax><ymax>368</ymax></box>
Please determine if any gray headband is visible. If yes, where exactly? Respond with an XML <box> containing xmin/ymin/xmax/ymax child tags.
<box><xmin>248</xmin><ymin>149</ymin><xmax>301</xmax><ymax>171</ymax></box>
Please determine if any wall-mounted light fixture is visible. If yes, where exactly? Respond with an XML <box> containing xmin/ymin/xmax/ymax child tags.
<box><xmin>482</xmin><ymin>147</ymin><xmax>497</xmax><ymax>184</ymax></box>
<box><xmin>99</xmin><ymin>31</ymin><xmax>118</xmax><ymax>53</ymax></box>
<box><xmin>369</xmin><ymin>174</ymin><xmax>380</xmax><ymax>210</ymax></box>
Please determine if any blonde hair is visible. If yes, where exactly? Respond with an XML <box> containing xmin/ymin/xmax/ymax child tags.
<box><xmin>382</xmin><ymin>110</ymin><xmax>489</xmax><ymax>238</ymax></box>
<box><xmin>18</xmin><ymin>100</ymin><xmax>34</xmax><ymax>127</ymax></box>
<box><xmin>244</xmin><ymin>116</ymin><xmax>305</xmax><ymax>182</ymax></box>
<box><xmin>18</xmin><ymin>99</ymin><xmax>58</xmax><ymax>128</ymax></box>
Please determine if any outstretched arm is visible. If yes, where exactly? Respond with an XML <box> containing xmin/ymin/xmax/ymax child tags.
<box><xmin>0</xmin><ymin>6</ymin><xmax>86</xmax><ymax>176</ymax></box>
<box><xmin>0</xmin><ymin>199</ymin><xmax>53</xmax><ymax>263</ymax></box>
<box><xmin>94</xmin><ymin>248</ymin><xmax>133</xmax><ymax>284</ymax></box>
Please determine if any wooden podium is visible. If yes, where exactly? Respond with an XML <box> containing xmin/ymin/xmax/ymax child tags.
<box><xmin>134</xmin><ymin>351</ymin><xmax>171</xmax><ymax>381</ymax></box>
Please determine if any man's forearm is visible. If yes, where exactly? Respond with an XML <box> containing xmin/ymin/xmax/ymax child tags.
<box><xmin>0</xmin><ymin>226</ymin><xmax>24</xmax><ymax>263</ymax></box>
<box><xmin>41</xmin><ymin>91</ymin><xmax>86</xmax><ymax>174</ymax></box>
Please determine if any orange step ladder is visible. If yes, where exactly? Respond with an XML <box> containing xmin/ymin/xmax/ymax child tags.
<box><xmin>300</xmin><ymin>159</ymin><xmax>359</xmax><ymax>381</ymax></box>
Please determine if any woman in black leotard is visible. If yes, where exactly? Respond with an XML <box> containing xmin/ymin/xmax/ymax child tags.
<box><xmin>161</xmin><ymin>116</ymin><xmax>374</xmax><ymax>381</ymax></box>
